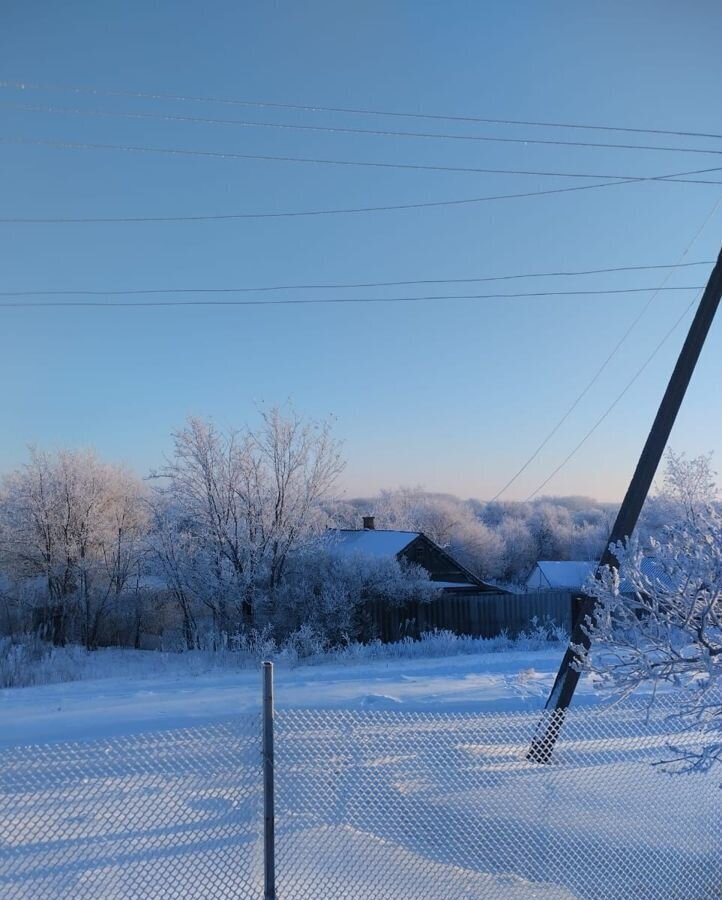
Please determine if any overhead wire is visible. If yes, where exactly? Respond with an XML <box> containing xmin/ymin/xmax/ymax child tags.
<box><xmin>0</xmin><ymin>261</ymin><xmax>713</xmax><ymax>298</ymax></box>
<box><xmin>2</xmin><ymin>78</ymin><xmax>720</xmax><ymax>140</ymax></box>
<box><xmin>2</xmin><ymin>100</ymin><xmax>721</xmax><ymax>157</ymax></box>
<box><xmin>3</xmin><ymin>137</ymin><xmax>722</xmax><ymax>181</ymax></box>
<box><xmin>2</xmin><ymin>80</ymin><xmax>718</xmax><ymax>499</ymax></box>
<box><xmin>2</xmin><ymin>166</ymin><xmax>720</xmax><ymax>225</ymax></box>
<box><xmin>3</xmin><ymin>81</ymin><xmax>717</xmax><ymax>493</ymax></box>
<box><xmin>0</xmin><ymin>286</ymin><xmax>706</xmax><ymax>308</ymax></box>
<box><xmin>509</xmin><ymin>194</ymin><xmax>722</xmax><ymax>501</ymax></box>
<box><xmin>524</xmin><ymin>291</ymin><xmax>703</xmax><ymax>501</ymax></box>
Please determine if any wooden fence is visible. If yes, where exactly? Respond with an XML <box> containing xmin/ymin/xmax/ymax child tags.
<box><xmin>363</xmin><ymin>590</ymin><xmax>575</xmax><ymax>643</ymax></box>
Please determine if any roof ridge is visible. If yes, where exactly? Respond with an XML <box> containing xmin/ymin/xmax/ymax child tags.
<box><xmin>333</xmin><ymin>528</ymin><xmax>421</xmax><ymax>534</ymax></box>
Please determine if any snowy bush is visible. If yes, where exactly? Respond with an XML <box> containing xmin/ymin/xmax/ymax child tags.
<box><xmin>0</xmin><ymin>618</ymin><xmax>569</xmax><ymax>688</ymax></box>
<box><xmin>272</xmin><ymin>549</ymin><xmax>440</xmax><ymax>645</ymax></box>
<box><xmin>227</xmin><ymin>625</ymin><xmax>278</xmax><ymax>660</ymax></box>
<box><xmin>0</xmin><ymin>635</ymin><xmax>82</xmax><ymax>688</ymax></box>
<box><xmin>281</xmin><ymin>624</ymin><xmax>329</xmax><ymax>660</ymax></box>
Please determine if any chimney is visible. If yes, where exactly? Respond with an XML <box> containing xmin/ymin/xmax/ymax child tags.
<box><xmin>362</xmin><ymin>515</ymin><xmax>375</xmax><ymax>530</ymax></box>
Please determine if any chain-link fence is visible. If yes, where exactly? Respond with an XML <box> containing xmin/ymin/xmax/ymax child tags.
<box><xmin>1</xmin><ymin>683</ymin><xmax>719</xmax><ymax>899</ymax></box>
<box><xmin>0</xmin><ymin>717</ymin><xmax>263</xmax><ymax>899</ymax></box>
<box><xmin>274</xmin><ymin>697</ymin><xmax>719</xmax><ymax>900</ymax></box>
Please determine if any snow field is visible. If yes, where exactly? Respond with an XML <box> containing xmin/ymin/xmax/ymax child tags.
<box><xmin>273</xmin><ymin>703</ymin><xmax>718</xmax><ymax>900</ymax></box>
<box><xmin>0</xmin><ymin>720</ymin><xmax>263</xmax><ymax>899</ymax></box>
<box><xmin>1</xmin><ymin>647</ymin><xmax>719</xmax><ymax>899</ymax></box>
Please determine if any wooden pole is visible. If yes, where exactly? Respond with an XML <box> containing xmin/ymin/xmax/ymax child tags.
<box><xmin>262</xmin><ymin>661</ymin><xmax>276</xmax><ymax>899</ymax></box>
<box><xmin>529</xmin><ymin>245</ymin><xmax>722</xmax><ymax>763</ymax></box>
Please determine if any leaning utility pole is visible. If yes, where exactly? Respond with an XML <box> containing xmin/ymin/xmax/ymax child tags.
<box><xmin>529</xmin><ymin>243</ymin><xmax>722</xmax><ymax>764</ymax></box>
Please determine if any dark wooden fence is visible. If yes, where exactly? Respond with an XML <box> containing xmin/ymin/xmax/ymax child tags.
<box><xmin>364</xmin><ymin>590</ymin><xmax>574</xmax><ymax>643</ymax></box>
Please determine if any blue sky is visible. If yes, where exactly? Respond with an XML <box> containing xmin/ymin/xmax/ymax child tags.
<box><xmin>1</xmin><ymin>1</ymin><xmax>720</xmax><ymax>502</ymax></box>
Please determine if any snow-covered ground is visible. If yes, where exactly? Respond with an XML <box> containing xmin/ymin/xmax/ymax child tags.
<box><xmin>1</xmin><ymin>645</ymin><xmax>717</xmax><ymax>899</ymax></box>
<box><xmin>0</xmin><ymin>645</ymin><xmax>599</xmax><ymax>747</ymax></box>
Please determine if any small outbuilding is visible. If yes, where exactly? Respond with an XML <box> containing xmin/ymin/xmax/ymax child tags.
<box><xmin>526</xmin><ymin>561</ymin><xmax>596</xmax><ymax>592</ymax></box>
<box><xmin>526</xmin><ymin>557</ymin><xmax>675</xmax><ymax>595</ymax></box>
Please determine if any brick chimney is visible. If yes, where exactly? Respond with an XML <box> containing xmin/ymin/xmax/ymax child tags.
<box><xmin>362</xmin><ymin>515</ymin><xmax>375</xmax><ymax>530</ymax></box>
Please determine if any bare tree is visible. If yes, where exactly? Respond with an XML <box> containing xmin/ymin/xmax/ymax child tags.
<box><xmin>146</xmin><ymin>498</ymin><xmax>201</xmax><ymax>650</ymax></box>
<box><xmin>154</xmin><ymin>406</ymin><xmax>344</xmax><ymax>631</ymax></box>
<box><xmin>0</xmin><ymin>448</ymin><xmax>148</xmax><ymax>647</ymax></box>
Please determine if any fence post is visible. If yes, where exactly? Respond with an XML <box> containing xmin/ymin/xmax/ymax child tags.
<box><xmin>262</xmin><ymin>661</ymin><xmax>276</xmax><ymax>900</ymax></box>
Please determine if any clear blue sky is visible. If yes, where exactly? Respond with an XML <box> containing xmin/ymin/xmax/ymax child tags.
<box><xmin>1</xmin><ymin>1</ymin><xmax>720</xmax><ymax>502</ymax></box>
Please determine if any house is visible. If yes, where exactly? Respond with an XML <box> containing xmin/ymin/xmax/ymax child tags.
<box><xmin>526</xmin><ymin>561</ymin><xmax>596</xmax><ymax>592</ymax></box>
<box><xmin>526</xmin><ymin>557</ymin><xmax>675</xmax><ymax>594</ymax></box>
<box><xmin>326</xmin><ymin>516</ymin><xmax>503</xmax><ymax>594</ymax></box>
<box><xmin>324</xmin><ymin>519</ymin><xmax>603</xmax><ymax>641</ymax></box>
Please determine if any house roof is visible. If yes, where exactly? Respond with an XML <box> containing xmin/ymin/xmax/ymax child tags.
<box><xmin>629</xmin><ymin>556</ymin><xmax>677</xmax><ymax>594</ymax></box>
<box><xmin>528</xmin><ymin>557</ymin><xmax>676</xmax><ymax>594</ymax></box>
<box><xmin>325</xmin><ymin>529</ymin><xmax>421</xmax><ymax>559</ymax></box>
<box><xmin>528</xmin><ymin>561</ymin><xmax>596</xmax><ymax>590</ymax></box>
<box><xmin>324</xmin><ymin>528</ymin><xmax>501</xmax><ymax>592</ymax></box>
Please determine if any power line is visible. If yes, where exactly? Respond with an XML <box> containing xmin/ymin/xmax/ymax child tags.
<box><xmin>2</xmin><ymin>78</ymin><xmax>720</xmax><ymax>141</ymax></box>
<box><xmin>4</xmin><ymin>136</ymin><xmax>722</xmax><ymax>182</ymax></box>
<box><xmin>524</xmin><ymin>292</ymin><xmax>702</xmax><ymax>501</ymax></box>
<box><xmin>1</xmin><ymin>262</ymin><xmax>713</xmax><ymax>298</ymax></box>
<box><xmin>2</xmin><ymin>167</ymin><xmax>720</xmax><ymax>225</ymax></box>
<box><xmin>0</xmin><ymin>286</ymin><xmax>705</xmax><ymax>309</ymax></box>
<box><xmin>491</xmin><ymin>195</ymin><xmax>722</xmax><ymax>501</ymax></box>
<box><xmin>3</xmin><ymin>100</ymin><xmax>721</xmax><ymax>157</ymax></box>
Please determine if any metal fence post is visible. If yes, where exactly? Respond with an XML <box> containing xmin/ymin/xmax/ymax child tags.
<box><xmin>262</xmin><ymin>661</ymin><xmax>276</xmax><ymax>900</ymax></box>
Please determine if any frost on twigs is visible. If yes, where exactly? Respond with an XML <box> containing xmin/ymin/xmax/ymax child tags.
<box><xmin>581</xmin><ymin>503</ymin><xmax>722</xmax><ymax>772</ymax></box>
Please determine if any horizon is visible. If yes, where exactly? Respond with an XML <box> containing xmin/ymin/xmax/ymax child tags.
<box><xmin>2</xmin><ymin>426</ymin><xmax>701</xmax><ymax>508</ymax></box>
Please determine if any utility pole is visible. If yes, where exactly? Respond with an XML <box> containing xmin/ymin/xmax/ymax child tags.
<box><xmin>528</xmin><ymin>243</ymin><xmax>722</xmax><ymax>764</ymax></box>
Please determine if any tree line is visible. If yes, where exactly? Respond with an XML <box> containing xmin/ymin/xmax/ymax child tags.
<box><xmin>0</xmin><ymin>409</ymin><xmax>433</xmax><ymax>650</ymax></box>
<box><xmin>0</xmin><ymin>405</ymin><xmax>715</xmax><ymax>652</ymax></box>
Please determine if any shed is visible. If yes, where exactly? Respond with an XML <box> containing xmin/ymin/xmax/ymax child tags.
<box><xmin>526</xmin><ymin>557</ymin><xmax>676</xmax><ymax>594</ymax></box>
<box><xmin>526</xmin><ymin>561</ymin><xmax>596</xmax><ymax>592</ymax></box>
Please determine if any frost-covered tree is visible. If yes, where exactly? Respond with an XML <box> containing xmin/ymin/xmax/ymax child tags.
<box><xmin>0</xmin><ymin>448</ymin><xmax>148</xmax><ymax>647</ymax></box>
<box><xmin>528</xmin><ymin>502</ymin><xmax>574</xmax><ymax>561</ymax></box>
<box><xmin>447</xmin><ymin>517</ymin><xmax>506</xmax><ymax>582</ymax></box>
<box><xmin>581</xmin><ymin>453</ymin><xmax>721</xmax><ymax>771</ymax></box>
<box><xmin>274</xmin><ymin>548</ymin><xmax>440</xmax><ymax>645</ymax></box>
<box><xmin>497</xmin><ymin>517</ymin><xmax>538</xmax><ymax>583</ymax></box>
<box><xmin>146</xmin><ymin>498</ymin><xmax>205</xmax><ymax>649</ymax></box>
<box><xmin>581</xmin><ymin>511</ymin><xmax>722</xmax><ymax>771</ymax></box>
<box><xmin>154</xmin><ymin>407</ymin><xmax>344</xmax><ymax>630</ymax></box>
<box><xmin>372</xmin><ymin>488</ymin><xmax>462</xmax><ymax>547</ymax></box>
<box><xmin>640</xmin><ymin>450</ymin><xmax>718</xmax><ymax>539</ymax></box>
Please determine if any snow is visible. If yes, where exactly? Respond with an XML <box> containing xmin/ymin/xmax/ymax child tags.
<box><xmin>276</xmin><ymin>826</ymin><xmax>576</xmax><ymax>899</ymax></box>
<box><xmin>526</xmin><ymin>557</ymin><xmax>676</xmax><ymax>593</ymax></box>
<box><xmin>1</xmin><ymin>646</ymin><xmax>716</xmax><ymax>899</ymax></box>
<box><xmin>324</xmin><ymin>528</ymin><xmax>420</xmax><ymax>559</ymax></box>
<box><xmin>636</xmin><ymin>555</ymin><xmax>677</xmax><ymax>591</ymax></box>
<box><xmin>0</xmin><ymin>647</ymin><xmax>589</xmax><ymax>747</ymax></box>
<box><xmin>526</xmin><ymin>561</ymin><xmax>596</xmax><ymax>590</ymax></box>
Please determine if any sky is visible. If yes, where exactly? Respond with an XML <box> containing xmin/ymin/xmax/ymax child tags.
<box><xmin>1</xmin><ymin>1</ymin><xmax>720</xmax><ymax>503</ymax></box>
